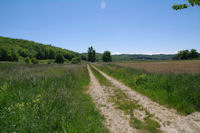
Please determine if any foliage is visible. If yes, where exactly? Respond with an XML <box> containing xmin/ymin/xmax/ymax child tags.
<box><xmin>172</xmin><ymin>0</ymin><xmax>200</xmax><ymax>10</ymax></box>
<box><xmin>112</xmin><ymin>54</ymin><xmax>174</xmax><ymax>61</ymax></box>
<box><xmin>96</xmin><ymin>64</ymin><xmax>200</xmax><ymax>114</ymax></box>
<box><xmin>102</xmin><ymin>51</ymin><xmax>112</xmax><ymax>62</ymax></box>
<box><xmin>0</xmin><ymin>63</ymin><xmax>108</xmax><ymax>132</ymax></box>
<box><xmin>173</xmin><ymin>49</ymin><xmax>199</xmax><ymax>60</ymax></box>
<box><xmin>71</xmin><ymin>57</ymin><xmax>81</xmax><ymax>64</ymax></box>
<box><xmin>0</xmin><ymin>36</ymin><xmax>80</xmax><ymax>62</ymax></box>
<box><xmin>55</xmin><ymin>54</ymin><xmax>65</xmax><ymax>64</ymax></box>
<box><xmin>0</xmin><ymin>46</ymin><xmax>19</xmax><ymax>61</ymax></box>
<box><xmin>24</xmin><ymin>57</ymin><xmax>31</xmax><ymax>64</ymax></box>
<box><xmin>88</xmin><ymin>46</ymin><xmax>96</xmax><ymax>62</ymax></box>
<box><xmin>31</xmin><ymin>58</ymin><xmax>39</xmax><ymax>64</ymax></box>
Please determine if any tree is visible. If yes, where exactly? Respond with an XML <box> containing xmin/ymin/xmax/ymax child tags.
<box><xmin>49</xmin><ymin>49</ymin><xmax>56</xmax><ymax>59</ymax></box>
<box><xmin>31</xmin><ymin>58</ymin><xmax>39</xmax><ymax>64</ymax></box>
<box><xmin>64</xmin><ymin>53</ymin><xmax>73</xmax><ymax>61</ymax></box>
<box><xmin>172</xmin><ymin>0</ymin><xmax>200</xmax><ymax>10</ymax></box>
<box><xmin>0</xmin><ymin>47</ymin><xmax>12</xmax><ymax>61</ymax></box>
<box><xmin>11</xmin><ymin>50</ymin><xmax>19</xmax><ymax>61</ymax></box>
<box><xmin>102</xmin><ymin>51</ymin><xmax>112</xmax><ymax>62</ymax></box>
<box><xmin>81</xmin><ymin>54</ymin><xmax>87</xmax><ymax>61</ymax></box>
<box><xmin>24</xmin><ymin>57</ymin><xmax>31</xmax><ymax>64</ymax></box>
<box><xmin>71</xmin><ymin>57</ymin><xmax>81</xmax><ymax>64</ymax></box>
<box><xmin>18</xmin><ymin>48</ymin><xmax>29</xmax><ymax>57</ymax></box>
<box><xmin>55</xmin><ymin>54</ymin><xmax>65</xmax><ymax>64</ymax></box>
<box><xmin>36</xmin><ymin>48</ymin><xmax>45</xmax><ymax>60</ymax></box>
<box><xmin>88</xmin><ymin>46</ymin><xmax>96</xmax><ymax>62</ymax></box>
<box><xmin>173</xmin><ymin>49</ymin><xmax>199</xmax><ymax>60</ymax></box>
<box><xmin>188</xmin><ymin>49</ymin><xmax>199</xmax><ymax>59</ymax></box>
<box><xmin>178</xmin><ymin>50</ymin><xmax>189</xmax><ymax>60</ymax></box>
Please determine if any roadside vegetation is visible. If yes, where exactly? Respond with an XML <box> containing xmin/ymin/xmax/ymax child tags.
<box><xmin>90</xmin><ymin>65</ymin><xmax>161</xmax><ymax>133</ymax></box>
<box><xmin>0</xmin><ymin>63</ymin><xmax>108</xmax><ymax>132</ymax></box>
<box><xmin>95</xmin><ymin>63</ymin><xmax>200</xmax><ymax>114</ymax></box>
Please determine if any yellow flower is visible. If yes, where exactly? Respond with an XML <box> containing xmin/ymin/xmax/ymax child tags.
<box><xmin>0</xmin><ymin>84</ymin><xmax>7</xmax><ymax>91</ymax></box>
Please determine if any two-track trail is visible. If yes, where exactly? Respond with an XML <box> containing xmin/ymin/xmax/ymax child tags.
<box><xmin>87</xmin><ymin>65</ymin><xmax>137</xmax><ymax>133</ymax></box>
<box><xmin>90</xmin><ymin>65</ymin><xmax>200</xmax><ymax>133</ymax></box>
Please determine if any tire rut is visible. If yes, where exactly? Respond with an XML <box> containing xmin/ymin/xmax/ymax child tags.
<box><xmin>87</xmin><ymin>65</ymin><xmax>137</xmax><ymax>133</ymax></box>
<box><xmin>91</xmin><ymin>65</ymin><xmax>200</xmax><ymax>133</ymax></box>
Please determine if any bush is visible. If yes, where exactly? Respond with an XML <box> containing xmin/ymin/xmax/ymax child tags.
<box><xmin>71</xmin><ymin>57</ymin><xmax>81</xmax><ymax>64</ymax></box>
<box><xmin>55</xmin><ymin>54</ymin><xmax>65</xmax><ymax>64</ymax></box>
<box><xmin>24</xmin><ymin>57</ymin><xmax>31</xmax><ymax>64</ymax></box>
<box><xmin>31</xmin><ymin>58</ymin><xmax>39</xmax><ymax>64</ymax></box>
<box><xmin>102</xmin><ymin>51</ymin><xmax>112</xmax><ymax>62</ymax></box>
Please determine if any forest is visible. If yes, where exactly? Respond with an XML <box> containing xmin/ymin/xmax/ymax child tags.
<box><xmin>0</xmin><ymin>36</ymin><xmax>83</xmax><ymax>63</ymax></box>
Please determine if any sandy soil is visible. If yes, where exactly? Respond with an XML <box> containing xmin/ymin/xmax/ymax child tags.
<box><xmin>92</xmin><ymin>65</ymin><xmax>200</xmax><ymax>133</ymax></box>
<box><xmin>87</xmin><ymin>65</ymin><xmax>138</xmax><ymax>133</ymax></box>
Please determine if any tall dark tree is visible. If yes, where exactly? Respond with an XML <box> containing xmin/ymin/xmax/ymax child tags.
<box><xmin>55</xmin><ymin>53</ymin><xmax>65</xmax><ymax>64</ymax></box>
<box><xmin>172</xmin><ymin>0</ymin><xmax>200</xmax><ymax>10</ymax></box>
<box><xmin>36</xmin><ymin>48</ymin><xmax>45</xmax><ymax>60</ymax></box>
<box><xmin>11</xmin><ymin>50</ymin><xmax>19</xmax><ymax>61</ymax></box>
<box><xmin>188</xmin><ymin>49</ymin><xmax>199</xmax><ymax>59</ymax></box>
<box><xmin>0</xmin><ymin>47</ymin><xmax>12</xmax><ymax>61</ymax></box>
<box><xmin>102</xmin><ymin>51</ymin><xmax>112</xmax><ymax>62</ymax></box>
<box><xmin>88</xmin><ymin>46</ymin><xmax>96</xmax><ymax>62</ymax></box>
<box><xmin>49</xmin><ymin>49</ymin><xmax>56</xmax><ymax>59</ymax></box>
<box><xmin>173</xmin><ymin>49</ymin><xmax>199</xmax><ymax>60</ymax></box>
<box><xmin>178</xmin><ymin>50</ymin><xmax>189</xmax><ymax>60</ymax></box>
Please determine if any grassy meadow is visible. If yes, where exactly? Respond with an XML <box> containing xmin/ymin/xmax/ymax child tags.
<box><xmin>0</xmin><ymin>63</ymin><xmax>108</xmax><ymax>132</ymax></box>
<box><xmin>95</xmin><ymin>61</ymin><xmax>200</xmax><ymax>115</ymax></box>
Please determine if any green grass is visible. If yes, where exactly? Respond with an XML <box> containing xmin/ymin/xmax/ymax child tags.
<box><xmin>96</xmin><ymin>64</ymin><xmax>200</xmax><ymax>115</ymax></box>
<box><xmin>90</xmin><ymin>65</ymin><xmax>160</xmax><ymax>132</ymax></box>
<box><xmin>90</xmin><ymin>65</ymin><xmax>112</xmax><ymax>87</ymax></box>
<box><xmin>0</xmin><ymin>63</ymin><xmax>108</xmax><ymax>132</ymax></box>
<box><xmin>110</xmin><ymin>89</ymin><xmax>161</xmax><ymax>133</ymax></box>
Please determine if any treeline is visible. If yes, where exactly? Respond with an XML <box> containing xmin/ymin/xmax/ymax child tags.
<box><xmin>0</xmin><ymin>36</ymin><xmax>84</xmax><ymax>63</ymax></box>
<box><xmin>112</xmin><ymin>54</ymin><xmax>174</xmax><ymax>61</ymax></box>
<box><xmin>173</xmin><ymin>49</ymin><xmax>200</xmax><ymax>60</ymax></box>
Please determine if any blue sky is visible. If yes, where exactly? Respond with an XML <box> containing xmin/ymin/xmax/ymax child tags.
<box><xmin>0</xmin><ymin>0</ymin><xmax>200</xmax><ymax>54</ymax></box>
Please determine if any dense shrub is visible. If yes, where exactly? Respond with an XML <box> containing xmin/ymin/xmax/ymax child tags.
<box><xmin>31</xmin><ymin>58</ymin><xmax>39</xmax><ymax>64</ymax></box>
<box><xmin>24</xmin><ymin>57</ymin><xmax>31</xmax><ymax>64</ymax></box>
<box><xmin>71</xmin><ymin>57</ymin><xmax>81</xmax><ymax>64</ymax></box>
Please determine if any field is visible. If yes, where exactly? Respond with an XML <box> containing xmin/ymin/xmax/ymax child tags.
<box><xmin>114</xmin><ymin>60</ymin><xmax>200</xmax><ymax>74</ymax></box>
<box><xmin>0</xmin><ymin>63</ymin><xmax>108</xmax><ymax>132</ymax></box>
<box><xmin>1</xmin><ymin>61</ymin><xmax>200</xmax><ymax>133</ymax></box>
<box><xmin>95</xmin><ymin>61</ymin><xmax>200</xmax><ymax>114</ymax></box>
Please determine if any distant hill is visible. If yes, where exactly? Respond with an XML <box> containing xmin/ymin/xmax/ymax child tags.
<box><xmin>0</xmin><ymin>36</ymin><xmax>81</xmax><ymax>61</ymax></box>
<box><xmin>112</xmin><ymin>54</ymin><xmax>174</xmax><ymax>61</ymax></box>
<box><xmin>0</xmin><ymin>36</ymin><xmax>175</xmax><ymax>62</ymax></box>
<box><xmin>81</xmin><ymin>53</ymin><xmax>174</xmax><ymax>62</ymax></box>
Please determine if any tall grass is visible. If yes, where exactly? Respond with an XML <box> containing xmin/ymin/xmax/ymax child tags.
<box><xmin>96</xmin><ymin>64</ymin><xmax>200</xmax><ymax>115</ymax></box>
<box><xmin>0</xmin><ymin>63</ymin><xmax>108</xmax><ymax>132</ymax></box>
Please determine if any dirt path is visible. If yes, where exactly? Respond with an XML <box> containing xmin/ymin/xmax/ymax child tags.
<box><xmin>87</xmin><ymin>65</ymin><xmax>137</xmax><ymax>133</ymax></box>
<box><xmin>91</xmin><ymin>65</ymin><xmax>200</xmax><ymax>133</ymax></box>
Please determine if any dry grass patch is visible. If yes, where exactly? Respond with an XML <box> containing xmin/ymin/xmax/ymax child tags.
<box><xmin>114</xmin><ymin>60</ymin><xmax>200</xmax><ymax>74</ymax></box>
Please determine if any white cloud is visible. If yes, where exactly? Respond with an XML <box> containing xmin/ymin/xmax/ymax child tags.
<box><xmin>100</xmin><ymin>1</ymin><xmax>106</xmax><ymax>10</ymax></box>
